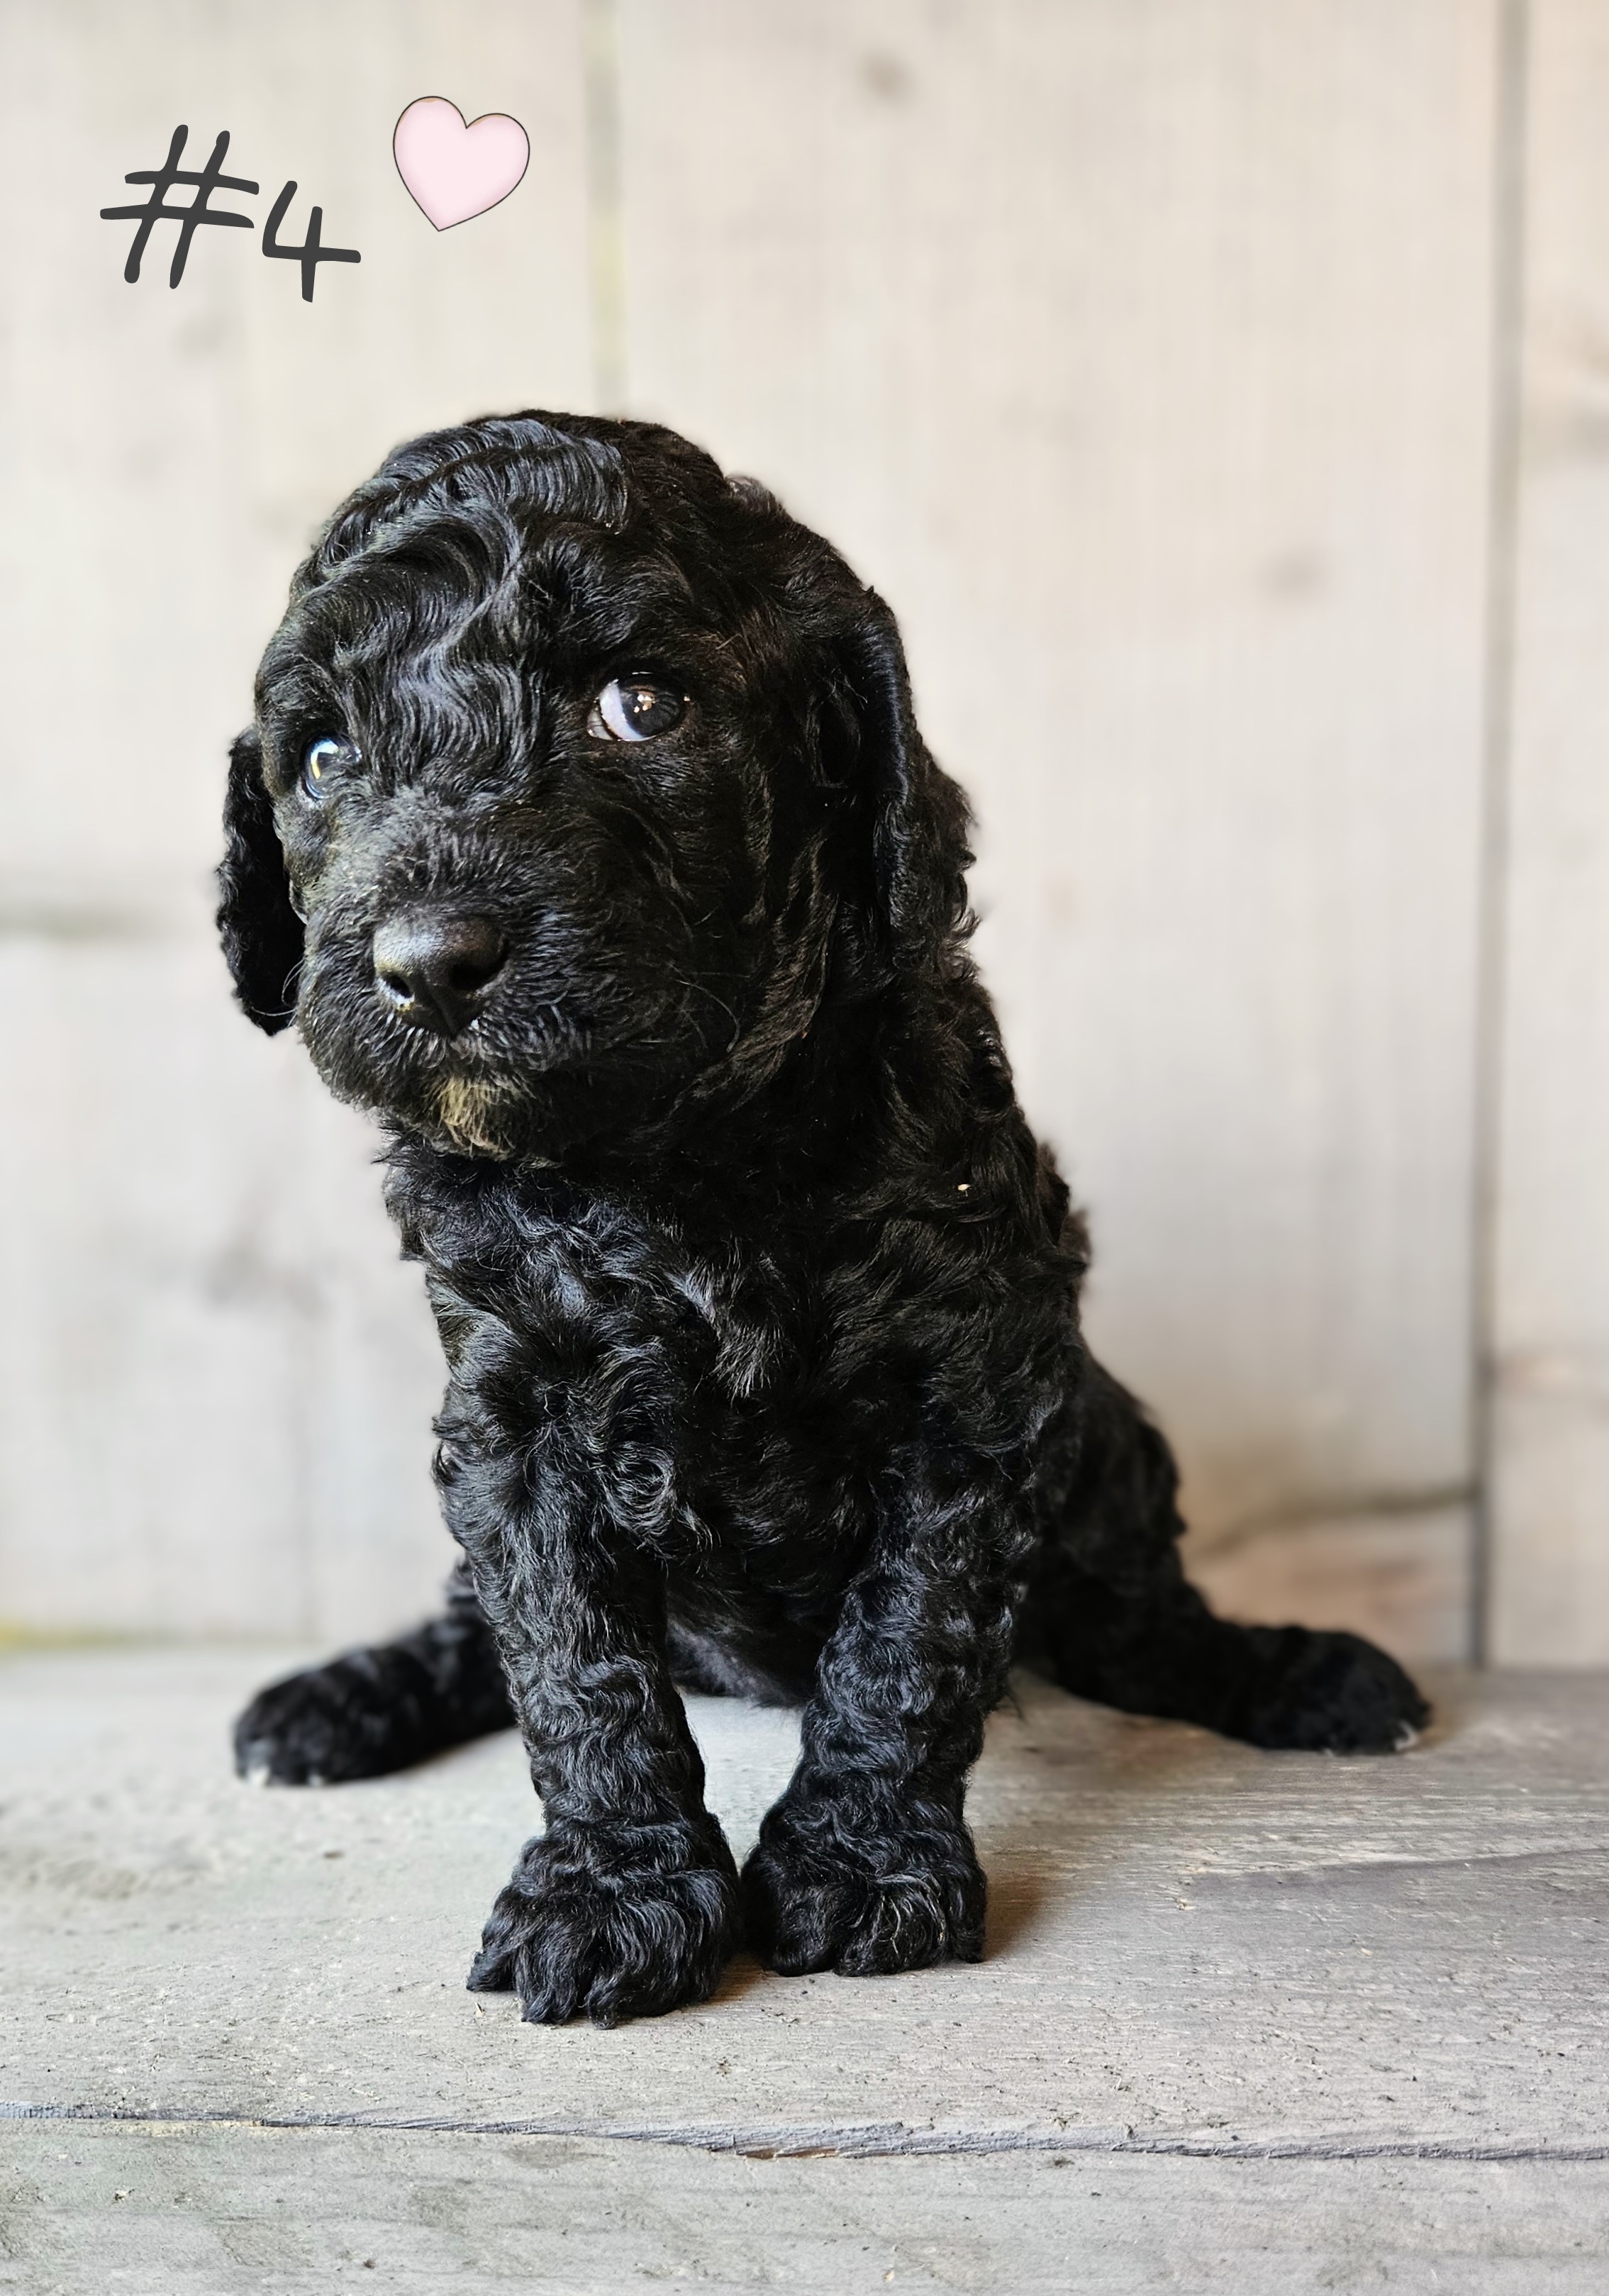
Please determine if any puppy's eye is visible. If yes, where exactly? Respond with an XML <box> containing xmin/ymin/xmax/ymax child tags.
<box><xmin>589</xmin><ymin>676</ymin><xmax>686</xmax><ymax>744</ymax></box>
<box><xmin>301</xmin><ymin>735</ymin><xmax>360</xmax><ymax>796</ymax></box>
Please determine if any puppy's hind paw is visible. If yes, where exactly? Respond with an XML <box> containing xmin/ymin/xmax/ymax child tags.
<box><xmin>1240</xmin><ymin>1627</ymin><xmax>1431</xmax><ymax>1755</ymax></box>
<box><xmin>469</xmin><ymin>1822</ymin><xmax>743</xmax><ymax>2027</ymax></box>
<box><xmin>233</xmin><ymin>1652</ymin><xmax>426</xmax><ymax>1785</ymax></box>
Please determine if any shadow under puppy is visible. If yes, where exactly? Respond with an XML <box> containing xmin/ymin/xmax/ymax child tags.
<box><xmin>218</xmin><ymin>411</ymin><xmax>1428</xmax><ymax>2027</ymax></box>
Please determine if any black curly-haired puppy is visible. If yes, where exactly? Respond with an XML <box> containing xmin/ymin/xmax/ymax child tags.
<box><xmin>217</xmin><ymin>410</ymin><xmax>1428</xmax><ymax>2027</ymax></box>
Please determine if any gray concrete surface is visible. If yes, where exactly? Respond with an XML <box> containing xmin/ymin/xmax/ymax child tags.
<box><xmin>2</xmin><ymin>1651</ymin><xmax>1607</xmax><ymax>2290</ymax></box>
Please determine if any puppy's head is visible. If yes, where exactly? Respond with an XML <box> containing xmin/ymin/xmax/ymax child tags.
<box><xmin>218</xmin><ymin>411</ymin><xmax>970</xmax><ymax>1159</ymax></box>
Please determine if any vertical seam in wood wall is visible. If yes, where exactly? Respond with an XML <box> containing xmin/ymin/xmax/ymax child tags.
<box><xmin>582</xmin><ymin>0</ymin><xmax>628</xmax><ymax>413</ymax></box>
<box><xmin>1470</xmin><ymin>0</ymin><xmax>1531</xmax><ymax>1667</ymax></box>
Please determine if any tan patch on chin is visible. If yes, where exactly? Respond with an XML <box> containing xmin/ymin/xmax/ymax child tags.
<box><xmin>438</xmin><ymin>1076</ymin><xmax>509</xmax><ymax>1156</ymax></box>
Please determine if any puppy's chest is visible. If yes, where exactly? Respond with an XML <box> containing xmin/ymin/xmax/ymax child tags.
<box><xmin>424</xmin><ymin>1197</ymin><xmax>971</xmax><ymax>1539</ymax></box>
<box><xmin>440</xmin><ymin>1217</ymin><xmax>865</xmax><ymax>1432</ymax></box>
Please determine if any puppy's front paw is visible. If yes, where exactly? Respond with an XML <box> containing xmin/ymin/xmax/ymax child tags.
<box><xmin>469</xmin><ymin>1819</ymin><xmax>743</xmax><ymax>2027</ymax></box>
<box><xmin>742</xmin><ymin>1802</ymin><xmax>986</xmax><ymax>1978</ymax></box>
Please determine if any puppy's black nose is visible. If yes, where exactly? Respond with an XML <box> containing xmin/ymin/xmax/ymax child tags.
<box><xmin>372</xmin><ymin>912</ymin><xmax>508</xmax><ymax>1035</ymax></box>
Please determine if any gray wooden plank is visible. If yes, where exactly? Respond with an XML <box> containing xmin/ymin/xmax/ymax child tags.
<box><xmin>1487</xmin><ymin>0</ymin><xmax>1609</xmax><ymax>1662</ymax></box>
<box><xmin>4</xmin><ymin>1651</ymin><xmax>1607</xmax><ymax>2156</ymax></box>
<box><xmin>4</xmin><ymin>2123</ymin><xmax>1605</xmax><ymax>2295</ymax></box>
<box><xmin>613</xmin><ymin>0</ymin><xmax>1497</xmax><ymax>1644</ymax></box>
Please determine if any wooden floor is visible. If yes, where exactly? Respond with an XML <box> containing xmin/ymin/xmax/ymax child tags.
<box><xmin>1</xmin><ymin>1651</ymin><xmax>1606</xmax><ymax>2290</ymax></box>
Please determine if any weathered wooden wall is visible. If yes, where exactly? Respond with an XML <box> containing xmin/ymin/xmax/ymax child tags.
<box><xmin>0</xmin><ymin>0</ymin><xmax>1595</xmax><ymax>1665</ymax></box>
<box><xmin>0</xmin><ymin>0</ymin><xmax>594</xmax><ymax>1640</ymax></box>
<box><xmin>1488</xmin><ymin>0</ymin><xmax>1609</xmax><ymax>1664</ymax></box>
<box><xmin>611</xmin><ymin>0</ymin><xmax>1498</xmax><ymax>1665</ymax></box>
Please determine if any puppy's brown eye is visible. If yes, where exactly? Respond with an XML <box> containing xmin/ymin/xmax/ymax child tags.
<box><xmin>301</xmin><ymin>735</ymin><xmax>360</xmax><ymax>797</ymax></box>
<box><xmin>589</xmin><ymin>676</ymin><xmax>686</xmax><ymax>743</ymax></box>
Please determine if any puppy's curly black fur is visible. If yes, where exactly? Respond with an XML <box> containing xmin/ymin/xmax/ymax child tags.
<box><xmin>218</xmin><ymin>411</ymin><xmax>1427</xmax><ymax>2026</ymax></box>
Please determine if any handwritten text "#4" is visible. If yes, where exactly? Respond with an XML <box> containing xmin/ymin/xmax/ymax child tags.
<box><xmin>101</xmin><ymin>126</ymin><xmax>360</xmax><ymax>303</ymax></box>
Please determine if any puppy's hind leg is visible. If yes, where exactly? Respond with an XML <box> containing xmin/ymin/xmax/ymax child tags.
<box><xmin>233</xmin><ymin>1560</ymin><xmax>513</xmax><ymax>1783</ymax></box>
<box><xmin>1020</xmin><ymin>1361</ymin><xmax>1430</xmax><ymax>1754</ymax></box>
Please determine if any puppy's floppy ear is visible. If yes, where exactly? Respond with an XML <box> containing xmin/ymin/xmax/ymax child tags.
<box><xmin>217</xmin><ymin>726</ymin><xmax>304</xmax><ymax>1035</ymax></box>
<box><xmin>830</xmin><ymin>591</ymin><xmax>974</xmax><ymax>975</ymax></box>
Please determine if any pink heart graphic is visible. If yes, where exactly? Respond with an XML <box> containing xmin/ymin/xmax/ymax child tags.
<box><xmin>393</xmin><ymin>96</ymin><xmax>530</xmax><ymax>230</ymax></box>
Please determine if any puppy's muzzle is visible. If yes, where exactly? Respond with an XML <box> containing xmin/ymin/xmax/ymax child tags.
<box><xmin>373</xmin><ymin>910</ymin><xmax>508</xmax><ymax>1036</ymax></box>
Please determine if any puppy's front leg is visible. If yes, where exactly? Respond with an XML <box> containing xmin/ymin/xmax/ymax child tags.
<box><xmin>743</xmin><ymin>1461</ymin><xmax>1028</xmax><ymax>1978</ymax></box>
<box><xmin>438</xmin><ymin>1433</ymin><xmax>742</xmax><ymax>2026</ymax></box>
